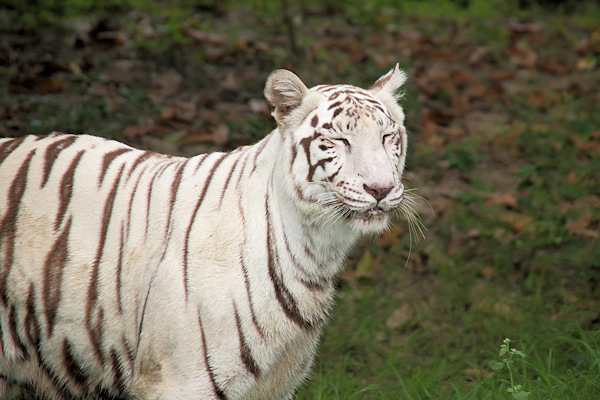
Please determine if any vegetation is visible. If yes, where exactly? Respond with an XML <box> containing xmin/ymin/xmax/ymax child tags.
<box><xmin>1</xmin><ymin>0</ymin><xmax>599</xmax><ymax>398</ymax></box>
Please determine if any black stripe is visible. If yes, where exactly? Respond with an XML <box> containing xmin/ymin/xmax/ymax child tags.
<box><xmin>198</xmin><ymin>308</ymin><xmax>227</xmax><ymax>400</ymax></box>
<box><xmin>250</xmin><ymin>138</ymin><xmax>269</xmax><ymax>176</ymax></box>
<box><xmin>116</xmin><ymin>221</ymin><xmax>125</xmax><ymax>315</ymax></box>
<box><xmin>122</xmin><ymin>336</ymin><xmax>136</xmax><ymax>373</ymax></box>
<box><xmin>310</xmin><ymin>115</ymin><xmax>319</xmax><ymax>127</ymax></box>
<box><xmin>166</xmin><ymin>161</ymin><xmax>186</xmax><ymax>235</ymax></box>
<box><xmin>0</xmin><ymin>137</ymin><xmax>26</xmax><ymax>166</ymax></box>
<box><xmin>193</xmin><ymin>154</ymin><xmax>209</xmax><ymax>174</ymax></box>
<box><xmin>43</xmin><ymin>216</ymin><xmax>71</xmax><ymax>337</ymax></box>
<box><xmin>39</xmin><ymin>350</ymin><xmax>78</xmax><ymax>398</ymax></box>
<box><xmin>126</xmin><ymin>154</ymin><xmax>154</xmax><ymax>240</ymax></box>
<box><xmin>125</xmin><ymin>151</ymin><xmax>153</xmax><ymax>181</ymax></box>
<box><xmin>63</xmin><ymin>339</ymin><xmax>89</xmax><ymax>388</ymax></box>
<box><xmin>265</xmin><ymin>194</ymin><xmax>314</xmax><ymax>331</ymax></box>
<box><xmin>327</xmin><ymin>101</ymin><xmax>342</xmax><ymax>110</ymax></box>
<box><xmin>217</xmin><ymin>154</ymin><xmax>241</xmax><ymax>211</ymax></box>
<box><xmin>236</xmin><ymin>178</ymin><xmax>266</xmax><ymax>339</ymax></box>
<box><xmin>233</xmin><ymin>302</ymin><xmax>260</xmax><ymax>377</ymax></box>
<box><xmin>145</xmin><ymin>162</ymin><xmax>171</xmax><ymax>238</ymax></box>
<box><xmin>183</xmin><ymin>153</ymin><xmax>228</xmax><ymax>300</ymax></box>
<box><xmin>98</xmin><ymin>148</ymin><xmax>133</xmax><ymax>188</ymax></box>
<box><xmin>55</xmin><ymin>150</ymin><xmax>85</xmax><ymax>231</ymax></box>
<box><xmin>41</xmin><ymin>134</ymin><xmax>78</xmax><ymax>188</ymax></box>
<box><xmin>239</xmin><ymin>254</ymin><xmax>266</xmax><ymax>339</ymax></box>
<box><xmin>326</xmin><ymin>165</ymin><xmax>342</xmax><ymax>182</ymax></box>
<box><xmin>25</xmin><ymin>284</ymin><xmax>41</xmax><ymax>357</ymax></box>
<box><xmin>8</xmin><ymin>304</ymin><xmax>29</xmax><ymax>360</ymax></box>
<box><xmin>299</xmin><ymin>131</ymin><xmax>319</xmax><ymax>182</ymax></box>
<box><xmin>87</xmin><ymin>166</ymin><xmax>125</xmax><ymax>363</ymax></box>
<box><xmin>110</xmin><ymin>347</ymin><xmax>127</xmax><ymax>393</ymax></box>
<box><xmin>0</xmin><ymin>150</ymin><xmax>36</xmax><ymax>305</ymax></box>
<box><xmin>280</xmin><ymin>225</ymin><xmax>329</xmax><ymax>291</ymax></box>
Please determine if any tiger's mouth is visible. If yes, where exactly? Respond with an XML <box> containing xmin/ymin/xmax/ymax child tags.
<box><xmin>346</xmin><ymin>206</ymin><xmax>388</xmax><ymax>222</ymax></box>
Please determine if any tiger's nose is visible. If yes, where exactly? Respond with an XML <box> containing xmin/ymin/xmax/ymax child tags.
<box><xmin>363</xmin><ymin>183</ymin><xmax>393</xmax><ymax>201</ymax></box>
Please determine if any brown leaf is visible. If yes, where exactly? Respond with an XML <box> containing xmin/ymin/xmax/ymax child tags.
<box><xmin>355</xmin><ymin>249</ymin><xmax>374</xmax><ymax>278</ymax></box>
<box><xmin>148</xmin><ymin>69</ymin><xmax>182</xmax><ymax>99</ymax></box>
<box><xmin>185</xmin><ymin>29</ymin><xmax>227</xmax><ymax>46</ymax></box>
<box><xmin>485</xmin><ymin>193</ymin><xmax>517</xmax><ymax>208</ymax></box>
<box><xmin>99</xmin><ymin>60</ymin><xmax>137</xmax><ymax>84</ymax></box>
<box><xmin>572</xmin><ymin>133</ymin><xmax>600</xmax><ymax>153</ymax></box>
<box><xmin>171</xmin><ymin>99</ymin><xmax>198</xmax><ymax>122</ymax></box>
<box><xmin>539</xmin><ymin>59</ymin><xmax>571</xmax><ymax>75</ymax></box>
<box><xmin>385</xmin><ymin>304</ymin><xmax>413</xmax><ymax>328</ymax></box>
<box><xmin>497</xmin><ymin>211</ymin><xmax>533</xmax><ymax>234</ymax></box>
<box><xmin>211</xmin><ymin>123</ymin><xmax>229</xmax><ymax>146</ymax></box>
<box><xmin>480</xmin><ymin>266</ymin><xmax>495</xmax><ymax>279</ymax></box>
<box><xmin>508</xmin><ymin>43</ymin><xmax>537</xmax><ymax>68</ymax></box>
<box><xmin>124</xmin><ymin>118</ymin><xmax>155</xmax><ymax>137</ymax></box>
<box><xmin>565</xmin><ymin>215</ymin><xmax>598</xmax><ymax>239</ymax></box>
<box><xmin>32</xmin><ymin>77</ymin><xmax>66</xmax><ymax>94</ymax></box>
<box><xmin>575</xmin><ymin>28</ymin><xmax>600</xmax><ymax>54</ymax></box>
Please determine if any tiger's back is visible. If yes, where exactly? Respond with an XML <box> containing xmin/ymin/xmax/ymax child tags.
<box><xmin>0</xmin><ymin>134</ymin><xmax>177</xmax><ymax>398</ymax></box>
<box><xmin>0</xmin><ymin>65</ymin><xmax>414</xmax><ymax>399</ymax></box>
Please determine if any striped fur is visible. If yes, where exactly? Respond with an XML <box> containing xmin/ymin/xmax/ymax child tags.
<box><xmin>0</xmin><ymin>65</ymin><xmax>411</xmax><ymax>399</ymax></box>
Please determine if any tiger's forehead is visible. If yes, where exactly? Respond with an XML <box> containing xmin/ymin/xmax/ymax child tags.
<box><xmin>312</xmin><ymin>84</ymin><xmax>397</xmax><ymax>130</ymax></box>
<box><xmin>315</xmin><ymin>84</ymin><xmax>375</xmax><ymax>101</ymax></box>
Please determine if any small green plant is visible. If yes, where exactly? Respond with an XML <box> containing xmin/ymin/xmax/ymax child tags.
<box><xmin>489</xmin><ymin>338</ymin><xmax>530</xmax><ymax>399</ymax></box>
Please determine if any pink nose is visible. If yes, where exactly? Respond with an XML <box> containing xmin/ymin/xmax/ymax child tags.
<box><xmin>363</xmin><ymin>184</ymin><xmax>393</xmax><ymax>201</ymax></box>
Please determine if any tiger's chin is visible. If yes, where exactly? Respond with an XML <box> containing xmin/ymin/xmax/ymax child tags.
<box><xmin>346</xmin><ymin>207</ymin><xmax>390</xmax><ymax>234</ymax></box>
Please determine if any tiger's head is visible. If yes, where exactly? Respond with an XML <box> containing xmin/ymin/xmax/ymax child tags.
<box><xmin>265</xmin><ymin>65</ymin><xmax>410</xmax><ymax>235</ymax></box>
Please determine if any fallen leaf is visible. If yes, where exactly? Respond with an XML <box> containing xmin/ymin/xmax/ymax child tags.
<box><xmin>385</xmin><ymin>304</ymin><xmax>413</xmax><ymax>328</ymax></box>
<box><xmin>124</xmin><ymin>118</ymin><xmax>155</xmax><ymax>137</ymax></box>
<box><xmin>99</xmin><ymin>60</ymin><xmax>137</xmax><ymax>84</ymax></box>
<box><xmin>565</xmin><ymin>216</ymin><xmax>598</xmax><ymax>238</ymax></box>
<box><xmin>539</xmin><ymin>58</ymin><xmax>571</xmax><ymax>75</ymax></box>
<box><xmin>185</xmin><ymin>29</ymin><xmax>227</xmax><ymax>46</ymax></box>
<box><xmin>211</xmin><ymin>123</ymin><xmax>229</xmax><ymax>146</ymax></box>
<box><xmin>485</xmin><ymin>193</ymin><xmax>517</xmax><ymax>208</ymax></box>
<box><xmin>148</xmin><ymin>69</ymin><xmax>182</xmax><ymax>99</ymax></box>
<box><xmin>480</xmin><ymin>266</ymin><xmax>495</xmax><ymax>279</ymax></box>
<box><xmin>497</xmin><ymin>211</ymin><xmax>533</xmax><ymax>234</ymax></box>
<box><xmin>355</xmin><ymin>249</ymin><xmax>373</xmax><ymax>278</ymax></box>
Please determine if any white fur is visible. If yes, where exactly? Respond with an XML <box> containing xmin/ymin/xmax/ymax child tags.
<box><xmin>0</xmin><ymin>66</ymin><xmax>408</xmax><ymax>399</ymax></box>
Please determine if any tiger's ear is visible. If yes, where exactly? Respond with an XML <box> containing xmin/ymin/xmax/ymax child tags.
<box><xmin>369</xmin><ymin>63</ymin><xmax>407</xmax><ymax>99</ymax></box>
<box><xmin>264</xmin><ymin>69</ymin><xmax>309</xmax><ymax>126</ymax></box>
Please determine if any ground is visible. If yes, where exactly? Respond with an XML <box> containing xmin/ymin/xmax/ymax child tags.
<box><xmin>1</xmin><ymin>0</ymin><xmax>600</xmax><ymax>398</ymax></box>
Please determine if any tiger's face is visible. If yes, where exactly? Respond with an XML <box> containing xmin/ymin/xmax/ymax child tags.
<box><xmin>265</xmin><ymin>65</ymin><xmax>409</xmax><ymax>234</ymax></box>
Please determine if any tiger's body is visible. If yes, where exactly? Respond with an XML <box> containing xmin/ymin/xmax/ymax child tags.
<box><xmin>0</xmin><ymin>65</ymin><xmax>411</xmax><ymax>399</ymax></box>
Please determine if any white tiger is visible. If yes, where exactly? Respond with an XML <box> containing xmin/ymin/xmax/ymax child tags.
<box><xmin>0</xmin><ymin>65</ymin><xmax>414</xmax><ymax>399</ymax></box>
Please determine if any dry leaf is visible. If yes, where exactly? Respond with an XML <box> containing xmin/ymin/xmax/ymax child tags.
<box><xmin>484</xmin><ymin>193</ymin><xmax>517</xmax><ymax>208</ymax></box>
<box><xmin>211</xmin><ymin>123</ymin><xmax>229</xmax><ymax>146</ymax></box>
<box><xmin>565</xmin><ymin>216</ymin><xmax>598</xmax><ymax>238</ymax></box>
<box><xmin>99</xmin><ymin>60</ymin><xmax>137</xmax><ymax>84</ymax></box>
<box><xmin>355</xmin><ymin>249</ymin><xmax>373</xmax><ymax>278</ymax></box>
<box><xmin>149</xmin><ymin>69</ymin><xmax>182</xmax><ymax>99</ymax></box>
<box><xmin>385</xmin><ymin>304</ymin><xmax>413</xmax><ymax>328</ymax></box>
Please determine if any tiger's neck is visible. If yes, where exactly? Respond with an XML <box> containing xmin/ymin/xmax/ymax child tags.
<box><xmin>264</xmin><ymin>132</ymin><xmax>360</xmax><ymax>286</ymax></box>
